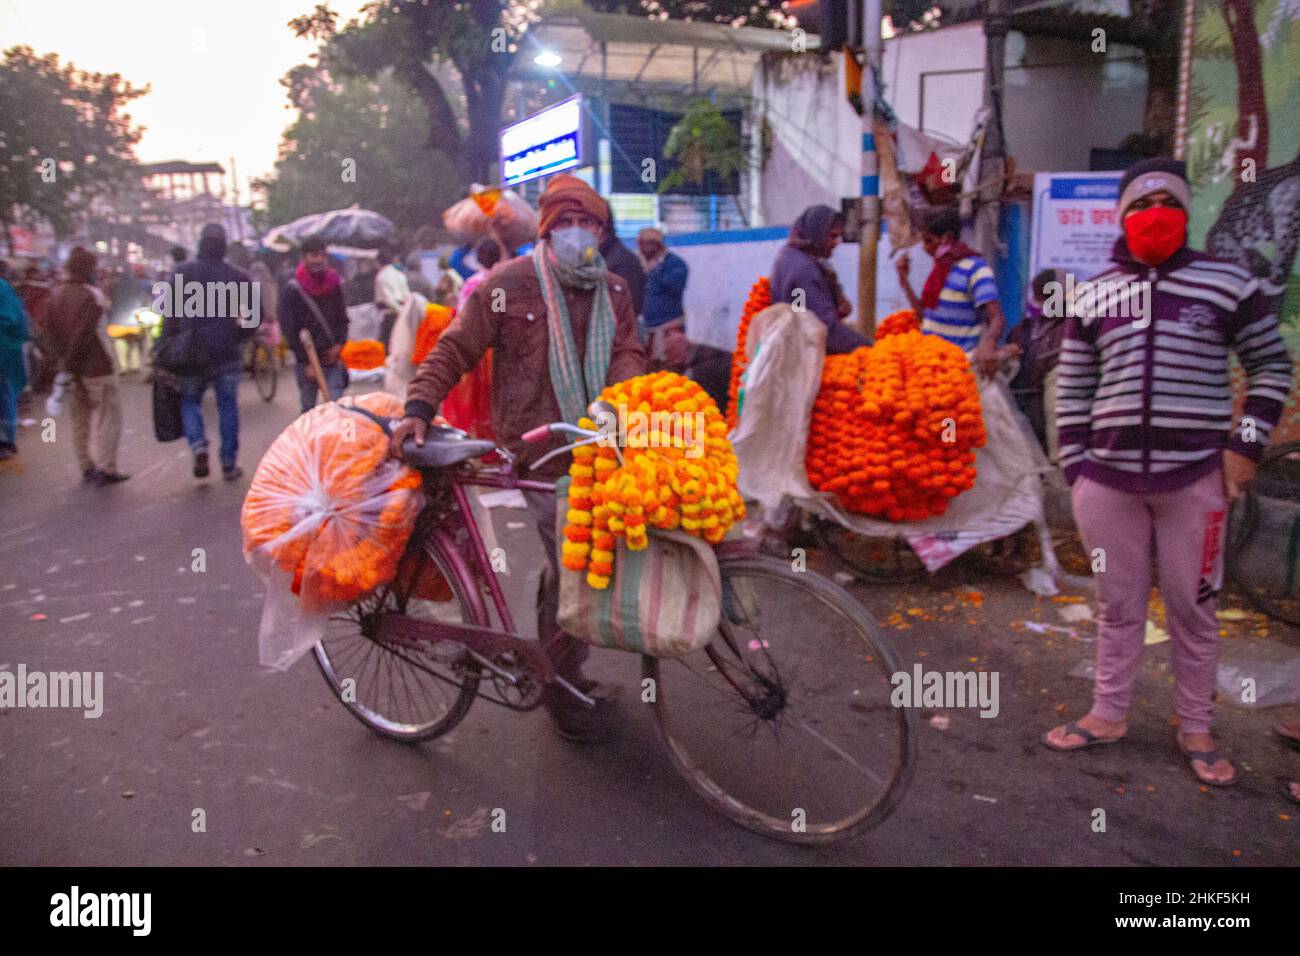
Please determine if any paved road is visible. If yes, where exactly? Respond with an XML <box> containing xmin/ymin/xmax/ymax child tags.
<box><xmin>1</xmin><ymin>374</ymin><xmax>1297</xmax><ymax>865</ymax></box>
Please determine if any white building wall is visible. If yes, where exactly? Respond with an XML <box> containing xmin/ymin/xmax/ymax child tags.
<box><xmin>759</xmin><ymin>26</ymin><xmax>1148</xmax><ymax>213</ymax></box>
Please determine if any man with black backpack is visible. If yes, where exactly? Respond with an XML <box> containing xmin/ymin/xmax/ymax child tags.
<box><xmin>279</xmin><ymin>236</ymin><xmax>349</xmax><ymax>415</ymax></box>
<box><xmin>157</xmin><ymin>223</ymin><xmax>257</xmax><ymax>482</ymax></box>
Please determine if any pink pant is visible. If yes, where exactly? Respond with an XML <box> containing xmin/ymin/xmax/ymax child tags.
<box><xmin>1072</xmin><ymin>469</ymin><xmax>1227</xmax><ymax>734</ymax></box>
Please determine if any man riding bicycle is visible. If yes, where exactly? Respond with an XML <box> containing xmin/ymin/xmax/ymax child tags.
<box><xmin>390</xmin><ymin>175</ymin><xmax>646</xmax><ymax>743</ymax></box>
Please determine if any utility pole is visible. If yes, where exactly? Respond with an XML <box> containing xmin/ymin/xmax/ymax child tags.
<box><xmin>974</xmin><ymin>0</ymin><xmax>1009</xmax><ymax>265</ymax></box>
<box><xmin>857</xmin><ymin>0</ymin><xmax>882</xmax><ymax>338</ymax></box>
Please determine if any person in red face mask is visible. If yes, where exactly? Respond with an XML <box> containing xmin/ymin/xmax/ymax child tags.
<box><xmin>1043</xmin><ymin>158</ymin><xmax>1294</xmax><ymax>789</ymax></box>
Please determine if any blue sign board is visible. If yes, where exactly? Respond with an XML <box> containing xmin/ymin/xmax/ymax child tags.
<box><xmin>500</xmin><ymin>95</ymin><xmax>584</xmax><ymax>187</ymax></box>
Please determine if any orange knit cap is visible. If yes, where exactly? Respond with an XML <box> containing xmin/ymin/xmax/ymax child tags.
<box><xmin>537</xmin><ymin>173</ymin><xmax>607</xmax><ymax>238</ymax></box>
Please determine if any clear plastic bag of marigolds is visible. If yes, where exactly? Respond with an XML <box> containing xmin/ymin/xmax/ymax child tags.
<box><xmin>240</xmin><ymin>392</ymin><xmax>424</xmax><ymax>669</ymax></box>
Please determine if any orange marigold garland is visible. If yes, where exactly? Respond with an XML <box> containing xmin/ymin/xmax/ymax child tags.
<box><xmin>241</xmin><ymin>392</ymin><xmax>424</xmax><ymax>606</ymax></box>
<box><xmin>340</xmin><ymin>339</ymin><xmax>386</xmax><ymax>370</ymax></box>
<box><xmin>876</xmin><ymin>308</ymin><xmax>920</xmax><ymax>338</ymax></box>
<box><xmin>725</xmin><ymin>276</ymin><xmax>771</xmax><ymax>430</ymax></box>
<box><xmin>805</xmin><ymin>330</ymin><xmax>984</xmax><ymax>521</ymax></box>
<box><xmin>412</xmin><ymin>302</ymin><xmax>455</xmax><ymax>365</ymax></box>
<box><xmin>561</xmin><ymin>371</ymin><xmax>744</xmax><ymax>589</ymax></box>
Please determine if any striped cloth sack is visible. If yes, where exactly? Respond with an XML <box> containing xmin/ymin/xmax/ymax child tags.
<box><xmin>554</xmin><ymin>476</ymin><xmax>723</xmax><ymax>658</ymax></box>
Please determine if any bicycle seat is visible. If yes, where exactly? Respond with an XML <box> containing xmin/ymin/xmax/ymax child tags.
<box><xmin>402</xmin><ymin>425</ymin><xmax>495</xmax><ymax>469</ymax></box>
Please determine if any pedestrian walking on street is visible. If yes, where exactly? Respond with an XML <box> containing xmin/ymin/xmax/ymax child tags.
<box><xmin>162</xmin><ymin>223</ymin><xmax>256</xmax><ymax>482</ymax></box>
<box><xmin>390</xmin><ymin>173</ymin><xmax>646</xmax><ymax>743</ymax></box>
<box><xmin>636</xmin><ymin>226</ymin><xmax>690</xmax><ymax>373</ymax></box>
<box><xmin>1008</xmin><ymin>268</ymin><xmax>1067</xmax><ymax>461</ymax></box>
<box><xmin>771</xmin><ymin>205</ymin><xmax>866</xmax><ymax>355</ymax></box>
<box><xmin>1043</xmin><ymin>158</ymin><xmax>1294</xmax><ymax>788</ymax></box>
<box><xmin>42</xmin><ymin>247</ymin><xmax>128</xmax><ymax>485</ymax></box>
<box><xmin>279</xmin><ymin>235</ymin><xmax>349</xmax><ymax>415</ymax></box>
<box><xmin>454</xmin><ymin>236</ymin><xmax>503</xmax><ymax>313</ymax></box>
<box><xmin>374</xmin><ymin>241</ymin><xmax>410</xmax><ymax>349</ymax></box>
<box><xmin>896</xmin><ymin>205</ymin><xmax>1005</xmax><ymax>376</ymax></box>
<box><xmin>0</xmin><ymin>261</ymin><xmax>31</xmax><ymax>461</ymax></box>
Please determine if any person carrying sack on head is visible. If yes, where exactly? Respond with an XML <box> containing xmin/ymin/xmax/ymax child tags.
<box><xmin>390</xmin><ymin>173</ymin><xmax>646</xmax><ymax>744</ymax></box>
<box><xmin>279</xmin><ymin>235</ymin><xmax>350</xmax><ymax>415</ymax></box>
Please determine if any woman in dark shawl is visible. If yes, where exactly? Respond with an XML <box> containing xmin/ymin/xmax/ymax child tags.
<box><xmin>770</xmin><ymin>205</ymin><xmax>867</xmax><ymax>354</ymax></box>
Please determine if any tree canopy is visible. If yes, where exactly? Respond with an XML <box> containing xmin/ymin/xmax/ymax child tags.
<box><xmin>253</xmin><ymin>65</ymin><xmax>462</xmax><ymax>234</ymax></box>
<box><xmin>0</xmin><ymin>45</ymin><xmax>148</xmax><ymax>251</ymax></box>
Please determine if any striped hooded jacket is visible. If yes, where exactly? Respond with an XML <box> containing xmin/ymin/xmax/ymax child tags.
<box><xmin>1056</xmin><ymin>239</ymin><xmax>1292</xmax><ymax>494</ymax></box>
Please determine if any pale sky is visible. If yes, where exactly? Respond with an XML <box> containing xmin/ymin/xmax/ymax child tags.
<box><xmin>0</xmin><ymin>0</ymin><xmax>370</xmax><ymax>202</ymax></box>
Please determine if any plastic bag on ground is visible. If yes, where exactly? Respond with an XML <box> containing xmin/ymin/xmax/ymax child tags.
<box><xmin>1216</xmin><ymin>658</ymin><xmax>1300</xmax><ymax>709</ymax></box>
<box><xmin>242</xmin><ymin>392</ymin><xmax>424</xmax><ymax>670</ymax></box>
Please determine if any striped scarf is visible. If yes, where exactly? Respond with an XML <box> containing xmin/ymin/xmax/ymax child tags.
<box><xmin>532</xmin><ymin>240</ymin><xmax>615</xmax><ymax>425</ymax></box>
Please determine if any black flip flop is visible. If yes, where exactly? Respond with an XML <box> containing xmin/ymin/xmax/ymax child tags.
<box><xmin>1178</xmin><ymin>738</ymin><xmax>1239</xmax><ymax>787</ymax></box>
<box><xmin>1042</xmin><ymin>721</ymin><xmax>1124</xmax><ymax>752</ymax></box>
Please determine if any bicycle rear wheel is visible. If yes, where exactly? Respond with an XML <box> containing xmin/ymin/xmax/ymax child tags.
<box><xmin>647</xmin><ymin>555</ymin><xmax>915</xmax><ymax>844</ymax></box>
<box><xmin>314</xmin><ymin>536</ymin><xmax>482</xmax><ymax>741</ymax></box>
<box><xmin>252</xmin><ymin>342</ymin><xmax>277</xmax><ymax>401</ymax></box>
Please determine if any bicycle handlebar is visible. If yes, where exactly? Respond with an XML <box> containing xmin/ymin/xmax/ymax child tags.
<box><xmin>522</xmin><ymin>422</ymin><xmax>599</xmax><ymax>444</ymax></box>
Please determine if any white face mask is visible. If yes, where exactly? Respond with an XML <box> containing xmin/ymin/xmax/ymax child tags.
<box><xmin>551</xmin><ymin>226</ymin><xmax>600</xmax><ymax>269</ymax></box>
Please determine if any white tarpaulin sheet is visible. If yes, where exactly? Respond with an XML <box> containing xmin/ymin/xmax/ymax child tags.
<box><xmin>732</xmin><ymin>304</ymin><xmax>1061</xmax><ymax>582</ymax></box>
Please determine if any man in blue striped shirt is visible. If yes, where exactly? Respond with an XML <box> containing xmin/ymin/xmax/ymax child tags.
<box><xmin>896</xmin><ymin>207</ymin><xmax>1005</xmax><ymax>375</ymax></box>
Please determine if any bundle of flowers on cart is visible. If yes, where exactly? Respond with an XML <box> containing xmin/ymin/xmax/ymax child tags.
<box><xmin>728</xmin><ymin>279</ymin><xmax>1060</xmax><ymax>582</ymax></box>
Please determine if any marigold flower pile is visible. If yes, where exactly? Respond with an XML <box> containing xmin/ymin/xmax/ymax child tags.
<box><xmin>806</xmin><ymin>330</ymin><xmax>984</xmax><ymax>521</ymax></box>
<box><xmin>725</xmin><ymin>276</ymin><xmax>771</xmax><ymax>430</ymax></box>
<box><xmin>561</xmin><ymin>372</ymin><xmax>744</xmax><ymax>589</ymax></box>
<box><xmin>241</xmin><ymin>392</ymin><xmax>423</xmax><ymax>605</ymax></box>
<box><xmin>340</xmin><ymin>339</ymin><xmax>386</xmax><ymax>370</ymax></box>
<box><xmin>876</xmin><ymin>308</ymin><xmax>920</xmax><ymax>338</ymax></box>
<box><xmin>412</xmin><ymin>302</ymin><xmax>455</xmax><ymax>365</ymax></box>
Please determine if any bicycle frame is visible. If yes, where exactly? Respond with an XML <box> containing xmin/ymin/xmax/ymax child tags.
<box><xmin>374</xmin><ymin>430</ymin><xmax>594</xmax><ymax>708</ymax></box>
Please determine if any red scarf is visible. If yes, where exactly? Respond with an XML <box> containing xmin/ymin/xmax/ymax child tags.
<box><xmin>920</xmin><ymin>241</ymin><xmax>977</xmax><ymax>311</ymax></box>
<box><xmin>295</xmin><ymin>260</ymin><xmax>340</xmax><ymax>297</ymax></box>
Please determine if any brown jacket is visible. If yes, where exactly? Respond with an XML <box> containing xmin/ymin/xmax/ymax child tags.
<box><xmin>43</xmin><ymin>281</ymin><xmax>114</xmax><ymax>378</ymax></box>
<box><xmin>405</xmin><ymin>255</ymin><xmax>646</xmax><ymax>479</ymax></box>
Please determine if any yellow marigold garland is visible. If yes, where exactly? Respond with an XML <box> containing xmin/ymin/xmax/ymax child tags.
<box><xmin>561</xmin><ymin>371</ymin><xmax>744</xmax><ymax>589</ymax></box>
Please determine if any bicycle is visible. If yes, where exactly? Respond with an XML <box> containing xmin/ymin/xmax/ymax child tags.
<box><xmin>244</xmin><ymin>329</ymin><xmax>278</xmax><ymax>402</ymax></box>
<box><xmin>313</xmin><ymin>413</ymin><xmax>916</xmax><ymax>844</ymax></box>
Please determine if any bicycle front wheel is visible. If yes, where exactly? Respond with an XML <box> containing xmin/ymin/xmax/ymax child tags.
<box><xmin>647</xmin><ymin>555</ymin><xmax>915</xmax><ymax>844</ymax></box>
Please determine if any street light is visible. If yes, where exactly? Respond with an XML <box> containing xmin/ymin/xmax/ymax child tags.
<box><xmin>533</xmin><ymin>50</ymin><xmax>562</xmax><ymax>68</ymax></box>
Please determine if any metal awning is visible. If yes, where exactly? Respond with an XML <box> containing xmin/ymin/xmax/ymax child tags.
<box><xmin>512</xmin><ymin>8</ymin><xmax>816</xmax><ymax>93</ymax></box>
